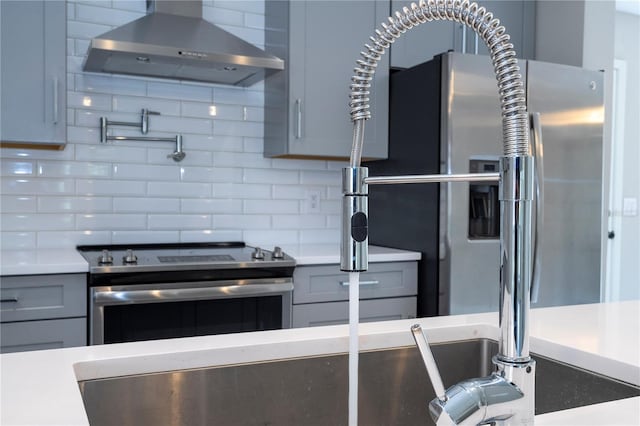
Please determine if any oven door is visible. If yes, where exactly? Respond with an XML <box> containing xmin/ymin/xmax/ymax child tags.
<box><xmin>90</xmin><ymin>278</ymin><xmax>293</xmax><ymax>345</ymax></box>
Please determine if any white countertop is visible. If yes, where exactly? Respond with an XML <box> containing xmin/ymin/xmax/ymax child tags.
<box><xmin>1</xmin><ymin>301</ymin><xmax>638</xmax><ymax>425</ymax></box>
<box><xmin>0</xmin><ymin>249</ymin><xmax>88</xmax><ymax>275</ymax></box>
<box><xmin>0</xmin><ymin>244</ymin><xmax>420</xmax><ymax>276</ymax></box>
<box><xmin>280</xmin><ymin>243</ymin><xmax>421</xmax><ymax>265</ymax></box>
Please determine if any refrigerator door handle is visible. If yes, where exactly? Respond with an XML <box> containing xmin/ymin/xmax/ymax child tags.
<box><xmin>530</xmin><ymin>112</ymin><xmax>545</xmax><ymax>303</ymax></box>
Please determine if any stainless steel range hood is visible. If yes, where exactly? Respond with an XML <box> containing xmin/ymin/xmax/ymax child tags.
<box><xmin>83</xmin><ymin>0</ymin><xmax>284</xmax><ymax>86</ymax></box>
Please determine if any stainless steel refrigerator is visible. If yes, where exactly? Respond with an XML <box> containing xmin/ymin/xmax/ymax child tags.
<box><xmin>369</xmin><ymin>52</ymin><xmax>604</xmax><ymax>316</ymax></box>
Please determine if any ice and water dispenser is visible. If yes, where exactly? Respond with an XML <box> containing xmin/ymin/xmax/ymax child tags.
<box><xmin>468</xmin><ymin>159</ymin><xmax>500</xmax><ymax>239</ymax></box>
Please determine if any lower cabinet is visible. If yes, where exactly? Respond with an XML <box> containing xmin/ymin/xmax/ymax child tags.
<box><xmin>0</xmin><ymin>273</ymin><xmax>87</xmax><ymax>353</ymax></box>
<box><xmin>292</xmin><ymin>261</ymin><xmax>418</xmax><ymax>328</ymax></box>
<box><xmin>0</xmin><ymin>318</ymin><xmax>86</xmax><ymax>354</ymax></box>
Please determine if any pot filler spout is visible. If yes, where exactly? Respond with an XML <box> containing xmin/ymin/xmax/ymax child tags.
<box><xmin>340</xmin><ymin>1</ymin><xmax>544</xmax><ymax>425</ymax></box>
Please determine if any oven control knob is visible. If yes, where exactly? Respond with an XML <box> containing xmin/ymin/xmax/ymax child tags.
<box><xmin>123</xmin><ymin>249</ymin><xmax>138</xmax><ymax>264</ymax></box>
<box><xmin>251</xmin><ymin>247</ymin><xmax>265</xmax><ymax>260</ymax></box>
<box><xmin>98</xmin><ymin>249</ymin><xmax>113</xmax><ymax>265</ymax></box>
<box><xmin>272</xmin><ymin>246</ymin><xmax>285</xmax><ymax>259</ymax></box>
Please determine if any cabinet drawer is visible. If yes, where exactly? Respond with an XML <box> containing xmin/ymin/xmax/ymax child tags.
<box><xmin>292</xmin><ymin>297</ymin><xmax>417</xmax><ymax>328</ymax></box>
<box><xmin>0</xmin><ymin>274</ymin><xmax>86</xmax><ymax>322</ymax></box>
<box><xmin>293</xmin><ymin>262</ymin><xmax>417</xmax><ymax>304</ymax></box>
<box><xmin>0</xmin><ymin>317</ymin><xmax>86</xmax><ymax>354</ymax></box>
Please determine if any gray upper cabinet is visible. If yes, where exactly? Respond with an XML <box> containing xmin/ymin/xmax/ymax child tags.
<box><xmin>265</xmin><ymin>1</ymin><xmax>389</xmax><ymax>160</ymax></box>
<box><xmin>0</xmin><ymin>0</ymin><xmax>66</xmax><ymax>147</ymax></box>
<box><xmin>389</xmin><ymin>0</ymin><xmax>535</xmax><ymax>69</ymax></box>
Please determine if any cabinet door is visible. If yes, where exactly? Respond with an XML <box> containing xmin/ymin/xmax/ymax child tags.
<box><xmin>0</xmin><ymin>274</ymin><xmax>86</xmax><ymax>322</ymax></box>
<box><xmin>470</xmin><ymin>1</ymin><xmax>535</xmax><ymax>60</ymax></box>
<box><xmin>284</xmin><ymin>1</ymin><xmax>389</xmax><ymax>159</ymax></box>
<box><xmin>389</xmin><ymin>0</ymin><xmax>459</xmax><ymax>69</ymax></box>
<box><xmin>292</xmin><ymin>297</ymin><xmax>416</xmax><ymax>328</ymax></box>
<box><xmin>0</xmin><ymin>0</ymin><xmax>66</xmax><ymax>146</ymax></box>
<box><xmin>0</xmin><ymin>318</ymin><xmax>86</xmax><ymax>354</ymax></box>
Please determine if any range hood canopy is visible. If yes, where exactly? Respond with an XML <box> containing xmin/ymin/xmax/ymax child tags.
<box><xmin>83</xmin><ymin>0</ymin><xmax>284</xmax><ymax>86</ymax></box>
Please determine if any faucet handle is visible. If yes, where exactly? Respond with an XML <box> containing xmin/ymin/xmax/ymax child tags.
<box><xmin>411</xmin><ymin>324</ymin><xmax>446</xmax><ymax>400</ymax></box>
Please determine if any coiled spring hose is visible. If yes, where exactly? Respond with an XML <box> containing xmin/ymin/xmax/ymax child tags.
<box><xmin>349</xmin><ymin>0</ymin><xmax>529</xmax><ymax>166</ymax></box>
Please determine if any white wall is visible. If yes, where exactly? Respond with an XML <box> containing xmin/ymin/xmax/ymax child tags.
<box><xmin>613</xmin><ymin>10</ymin><xmax>640</xmax><ymax>300</ymax></box>
<box><xmin>0</xmin><ymin>0</ymin><xmax>346</xmax><ymax>250</ymax></box>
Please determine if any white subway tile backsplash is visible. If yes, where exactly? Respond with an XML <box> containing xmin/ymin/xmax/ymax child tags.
<box><xmin>1</xmin><ymin>214</ymin><xmax>74</xmax><ymax>231</ymax></box>
<box><xmin>244</xmin><ymin>168</ymin><xmax>299</xmax><ymax>184</ymax></box>
<box><xmin>1</xmin><ymin>160</ymin><xmax>34</xmax><ymax>176</ymax></box>
<box><xmin>113</xmin><ymin>197</ymin><xmax>179</xmax><ymax>213</ymax></box>
<box><xmin>213</xmin><ymin>120</ymin><xmax>263</xmax><ymax>138</ymax></box>
<box><xmin>272</xmin><ymin>215</ymin><xmax>326</xmax><ymax>229</ymax></box>
<box><xmin>0</xmin><ymin>0</ymin><xmax>344</xmax><ymax>248</ymax></box>
<box><xmin>203</xmin><ymin>6</ymin><xmax>244</xmax><ymax>26</ymax></box>
<box><xmin>214</xmin><ymin>214</ymin><xmax>270</xmax><ymax>229</ymax></box>
<box><xmin>76</xmin><ymin>3</ymin><xmax>142</xmax><ymax>26</ymax></box>
<box><xmin>212</xmin><ymin>183</ymin><xmax>271</xmax><ymax>199</ymax></box>
<box><xmin>300</xmin><ymin>229</ymin><xmax>341</xmax><ymax>244</ymax></box>
<box><xmin>149</xmin><ymin>214</ymin><xmax>211</xmax><ymax>230</ymax></box>
<box><xmin>1</xmin><ymin>196</ymin><xmax>37</xmax><ymax>213</ymax></box>
<box><xmin>37</xmin><ymin>230</ymin><xmax>111</xmax><ymax>248</ymax></box>
<box><xmin>111</xmin><ymin>0</ymin><xmax>147</xmax><ymax>13</ymax></box>
<box><xmin>1</xmin><ymin>232</ymin><xmax>36</xmax><ymax>250</ymax></box>
<box><xmin>77</xmin><ymin>214</ymin><xmax>146</xmax><ymax>230</ymax></box>
<box><xmin>77</xmin><ymin>179</ymin><xmax>146</xmax><ymax>196</ymax></box>
<box><xmin>37</xmin><ymin>161</ymin><xmax>112</xmax><ymax>178</ymax></box>
<box><xmin>38</xmin><ymin>196</ymin><xmax>112</xmax><ymax>213</ymax></box>
<box><xmin>213</xmin><ymin>152</ymin><xmax>271</xmax><ymax>169</ymax></box>
<box><xmin>214</xmin><ymin>1</ymin><xmax>264</xmax><ymax>15</ymax></box>
<box><xmin>151</xmin><ymin>116</ymin><xmax>212</xmax><ymax>135</ymax></box>
<box><xmin>300</xmin><ymin>170</ymin><xmax>342</xmax><ymax>186</ymax></box>
<box><xmin>113</xmin><ymin>163</ymin><xmax>180</xmax><ymax>181</ymax></box>
<box><xmin>68</xmin><ymin>91</ymin><xmax>112</xmax><ymax>110</ymax></box>
<box><xmin>244</xmin><ymin>199</ymin><xmax>298</xmax><ymax>214</ymax></box>
<box><xmin>213</xmin><ymin>87</ymin><xmax>263</xmax><ymax>106</ymax></box>
<box><xmin>113</xmin><ymin>96</ymin><xmax>181</xmax><ymax>116</ymax></box>
<box><xmin>75</xmin><ymin>144</ymin><xmax>148</xmax><ymax>163</ymax></box>
<box><xmin>67</xmin><ymin>20</ymin><xmax>111</xmax><ymax>39</ymax></box>
<box><xmin>244</xmin><ymin>230</ymin><xmax>298</xmax><ymax>247</ymax></box>
<box><xmin>211</xmin><ymin>135</ymin><xmax>244</xmax><ymax>152</ymax></box>
<box><xmin>67</xmin><ymin>126</ymin><xmax>101</xmax><ymax>144</ymax></box>
<box><xmin>181</xmin><ymin>198</ymin><xmax>242</xmax><ymax>214</ymax></box>
<box><xmin>147</xmin><ymin>82</ymin><xmax>213</xmax><ymax>102</ymax></box>
<box><xmin>148</xmin><ymin>182</ymin><xmax>211</xmax><ymax>198</ymax></box>
<box><xmin>181</xmin><ymin>166</ymin><xmax>243</xmax><ymax>183</ymax></box>
<box><xmin>112</xmin><ymin>230</ymin><xmax>179</xmax><ymax>244</ymax></box>
<box><xmin>2</xmin><ymin>178</ymin><xmax>75</xmax><ymax>195</ymax></box>
<box><xmin>147</xmin><ymin>147</ymin><xmax>212</xmax><ymax>166</ymax></box>
<box><xmin>243</xmin><ymin>137</ymin><xmax>263</xmax><ymax>153</ymax></box>
<box><xmin>180</xmin><ymin>230</ymin><xmax>243</xmax><ymax>243</ymax></box>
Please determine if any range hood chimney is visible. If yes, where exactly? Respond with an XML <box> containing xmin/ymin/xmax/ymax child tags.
<box><xmin>83</xmin><ymin>0</ymin><xmax>284</xmax><ymax>86</ymax></box>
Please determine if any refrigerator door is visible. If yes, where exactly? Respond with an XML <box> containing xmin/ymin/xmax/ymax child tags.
<box><xmin>439</xmin><ymin>53</ymin><xmax>527</xmax><ymax>314</ymax></box>
<box><xmin>527</xmin><ymin>61</ymin><xmax>603</xmax><ymax>307</ymax></box>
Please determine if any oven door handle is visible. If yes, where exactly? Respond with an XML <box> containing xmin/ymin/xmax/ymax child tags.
<box><xmin>93</xmin><ymin>282</ymin><xmax>294</xmax><ymax>306</ymax></box>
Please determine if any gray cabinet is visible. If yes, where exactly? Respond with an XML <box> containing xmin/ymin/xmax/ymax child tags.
<box><xmin>0</xmin><ymin>274</ymin><xmax>86</xmax><ymax>353</ymax></box>
<box><xmin>0</xmin><ymin>0</ymin><xmax>66</xmax><ymax>147</ymax></box>
<box><xmin>265</xmin><ymin>1</ymin><xmax>389</xmax><ymax>160</ymax></box>
<box><xmin>292</xmin><ymin>262</ymin><xmax>417</xmax><ymax>328</ymax></box>
<box><xmin>389</xmin><ymin>0</ymin><xmax>535</xmax><ymax>69</ymax></box>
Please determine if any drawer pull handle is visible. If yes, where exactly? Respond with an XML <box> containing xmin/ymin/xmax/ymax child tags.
<box><xmin>0</xmin><ymin>298</ymin><xmax>18</xmax><ymax>303</ymax></box>
<box><xmin>339</xmin><ymin>280</ymin><xmax>380</xmax><ymax>287</ymax></box>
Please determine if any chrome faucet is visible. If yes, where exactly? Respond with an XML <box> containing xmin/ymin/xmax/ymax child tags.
<box><xmin>340</xmin><ymin>1</ymin><xmax>541</xmax><ymax>425</ymax></box>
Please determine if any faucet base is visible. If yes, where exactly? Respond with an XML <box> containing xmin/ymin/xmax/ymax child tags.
<box><xmin>492</xmin><ymin>357</ymin><xmax>536</xmax><ymax>426</ymax></box>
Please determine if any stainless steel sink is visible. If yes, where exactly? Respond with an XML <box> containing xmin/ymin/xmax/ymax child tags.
<box><xmin>78</xmin><ymin>339</ymin><xmax>639</xmax><ymax>426</ymax></box>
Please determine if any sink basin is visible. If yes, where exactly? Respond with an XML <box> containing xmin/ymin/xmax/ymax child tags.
<box><xmin>78</xmin><ymin>339</ymin><xmax>639</xmax><ymax>426</ymax></box>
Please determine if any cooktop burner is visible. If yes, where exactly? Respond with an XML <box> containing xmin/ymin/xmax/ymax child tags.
<box><xmin>77</xmin><ymin>242</ymin><xmax>295</xmax><ymax>275</ymax></box>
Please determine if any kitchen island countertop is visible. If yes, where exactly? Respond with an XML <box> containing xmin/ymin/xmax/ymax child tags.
<box><xmin>1</xmin><ymin>301</ymin><xmax>638</xmax><ymax>425</ymax></box>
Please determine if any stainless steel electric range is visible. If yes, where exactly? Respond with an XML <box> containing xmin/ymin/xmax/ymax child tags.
<box><xmin>77</xmin><ymin>242</ymin><xmax>295</xmax><ymax>345</ymax></box>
